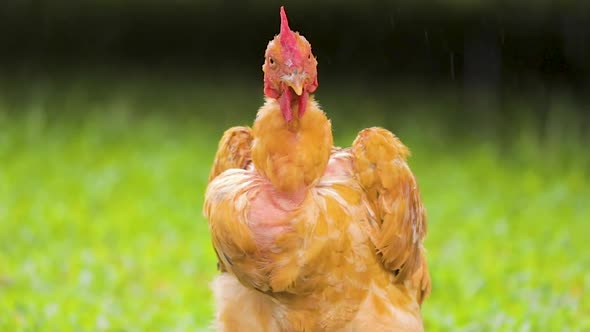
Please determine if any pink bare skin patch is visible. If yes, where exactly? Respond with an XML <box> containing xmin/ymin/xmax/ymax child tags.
<box><xmin>323</xmin><ymin>153</ymin><xmax>353</xmax><ymax>177</ymax></box>
<box><xmin>247</xmin><ymin>154</ymin><xmax>351</xmax><ymax>247</ymax></box>
<box><xmin>248</xmin><ymin>182</ymin><xmax>304</xmax><ymax>247</ymax></box>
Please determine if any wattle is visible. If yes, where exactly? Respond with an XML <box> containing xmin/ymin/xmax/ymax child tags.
<box><xmin>278</xmin><ymin>88</ymin><xmax>293</xmax><ymax>122</ymax></box>
<box><xmin>278</xmin><ymin>89</ymin><xmax>309</xmax><ymax>122</ymax></box>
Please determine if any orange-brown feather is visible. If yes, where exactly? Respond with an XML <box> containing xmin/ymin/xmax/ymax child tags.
<box><xmin>251</xmin><ymin>97</ymin><xmax>332</xmax><ymax>193</ymax></box>
<box><xmin>351</xmin><ymin>127</ymin><xmax>430</xmax><ymax>302</ymax></box>
<box><xmin>206</xmin><ymin>126</ymin><xmax>254</xmax><ymax>273</ymax></box>
<box><xmin>207</xmin><ymin>126</ymin><xmax>253</xmax><ymax>183</ymax></box>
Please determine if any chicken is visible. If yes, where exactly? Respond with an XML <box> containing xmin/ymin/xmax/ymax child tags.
<box><xmin>203</xmin><ymin>7</ymin><xmax>430</xmax><ymax>331</ymax></box>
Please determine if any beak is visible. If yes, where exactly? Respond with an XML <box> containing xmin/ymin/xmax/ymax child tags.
<box><xmin>281</xmin><ymin>71</ymin><xmax>306</xmax><ymax>96</ymax></box>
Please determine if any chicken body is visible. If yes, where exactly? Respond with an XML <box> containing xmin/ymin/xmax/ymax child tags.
<box><xmin>204</xmin><ymin>98</ymin><xmax>429</xmax><ymax>331</ymax></box>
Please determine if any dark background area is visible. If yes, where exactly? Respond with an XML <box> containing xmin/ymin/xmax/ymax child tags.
<box><xmin>1</xmin><ymin>1</ymin><xmax>589</xmax><ymax>99</ymax></box>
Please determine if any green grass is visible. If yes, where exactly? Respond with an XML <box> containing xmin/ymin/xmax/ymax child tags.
<box><xmin>0</xmin><ymin>77</ymin><xmax>589</xmax><ymax>331</ymax></box>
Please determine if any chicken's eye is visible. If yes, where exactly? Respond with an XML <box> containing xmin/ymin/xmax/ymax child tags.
<box><xmin>269</xmin><ymin>57</ymin><xmax>275</xmax><ymax>66</ymax></box>
<box><xmin>308</xmin><ymin>54</ymin><xmax>312</xmax><ymax>60</ymax></box>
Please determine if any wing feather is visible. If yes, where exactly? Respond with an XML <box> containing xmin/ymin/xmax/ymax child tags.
<box><xmin>206</xmin><ymin>126</ymin><xmax>253</xmax><ymax>273</ymax></box>
<box><xmin>204</xmin><ymin>169</ymin><xmax>270</xmax><ymax>290</ymax></box>
<box><xmin>351</xmin><ymin>127</ymin><xmax>430</xmax><ymax>303</ymax></box>
<box><xmin>208</xmin><ymin>126</ymin><xmax>253</xmax><ymax>183</ymax></box>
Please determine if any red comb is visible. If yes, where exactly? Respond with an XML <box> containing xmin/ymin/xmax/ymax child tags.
<box><xmin>279</xmin><ymin>6</ymin><xmax>303</xmax><ymax>67</ymax></box>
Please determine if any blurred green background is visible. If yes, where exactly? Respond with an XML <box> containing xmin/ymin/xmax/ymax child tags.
<box><xmin>1</xmin><ymin>1</ymin><xmax>589</xmax><ymax>331</ymax></box>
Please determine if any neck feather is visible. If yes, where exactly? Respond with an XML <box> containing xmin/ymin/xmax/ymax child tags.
<box><xmin>251</xmin><ymin>97</ymin><xmax>333</xmax><ymax>193</ymax></box>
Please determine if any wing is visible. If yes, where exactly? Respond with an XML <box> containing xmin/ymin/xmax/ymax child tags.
<box><xmin>208</xmin><ymin>126</ymin><xmax>253</xmax><ymax>183</ymax></box>
<box><xmin>351</xmin><ymin>127</ymin><xmax>430</xmax><ymax>303</ymax></box>
<box><xmin>203</xmin><ymin>169</ymin><xmax>270</xmax><ymax>290</ymax></box>
<box><xmin>207</xmin><ymin>126</ymin><xmax>253</xmax><ymax>272</ymax></box>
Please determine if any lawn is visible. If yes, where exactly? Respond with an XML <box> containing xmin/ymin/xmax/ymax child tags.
<box><xmin>0</xmin><ymin>76</ymin><xmax>588</xmax><ymax>331</ymax></box>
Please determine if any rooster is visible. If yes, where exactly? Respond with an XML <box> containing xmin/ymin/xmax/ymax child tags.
<box><xmin>204</xmin><ymin>7</ymin><xmax>430</xmax><ymax>331</ymax></box>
